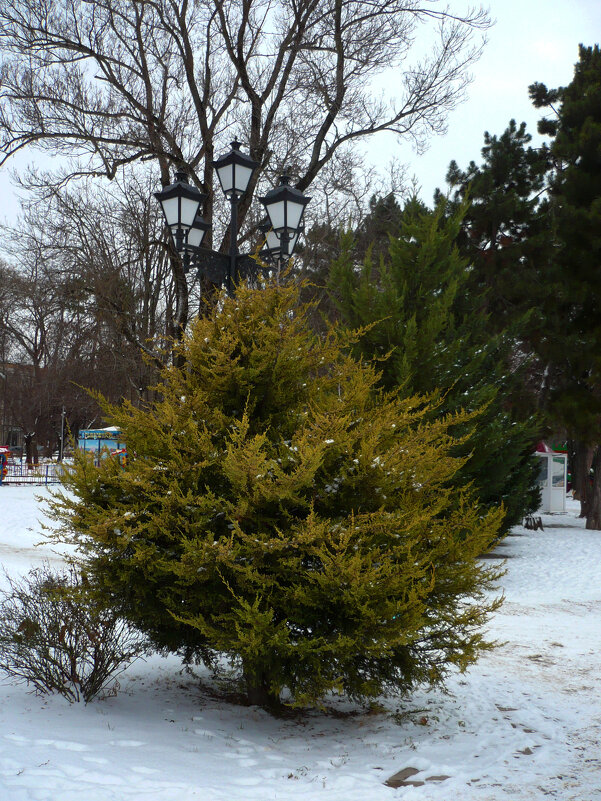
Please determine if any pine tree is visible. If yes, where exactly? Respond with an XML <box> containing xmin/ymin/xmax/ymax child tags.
<box><xmin>328</xmin><ymin>197</ymin><xmax>541</xmax><ymax>532</ymax></box>
<box><xmin>530</xmin><ymin>45</ymin><xmax>601</xmax><ymax>528</ymax></box>
<box><xmin>442</xmin><ymin>119</ymin><xmax>552</xmax><ymax>333</ymax></box>
<box><xmin>47</xmin><ymin>281</ymin><xmax>503</xmax><ymax>709</ymax></box>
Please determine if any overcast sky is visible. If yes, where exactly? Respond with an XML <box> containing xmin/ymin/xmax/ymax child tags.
<box><xmin>0</xmin><ymin>0</ymin><xmax>600</xmax><ymax>224</ymax></box>
<box><xmin>383</xmin><ymin>0</ymin><xmax>601</xmax><ymax>203</ymax></box>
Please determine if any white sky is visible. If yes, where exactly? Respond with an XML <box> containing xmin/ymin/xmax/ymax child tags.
<box><xmin>387</xmin><ymin>0</ymin><xmax>601</xmax><ymax>203</ymax></box>
<box><xmin>0</xmin><ymin>0</ymin><xmax>599</xmax><ymax>223</ymax></box>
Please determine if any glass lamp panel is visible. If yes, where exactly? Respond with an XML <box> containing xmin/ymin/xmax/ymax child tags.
<box><xmin>233</xmin><ymin>164</ymin><xmax>253</xmax><ymax>194</ymax></box>
<box><xmin>217</xmin><ymin>164</ymin><xmax>234</xmax><ymax>195</ymax></box>
<box><xmin>266</xmin><ymin>199</ymin><xmax>286</xmax><ymax>232</ymax></box>
<box><xmin>187</xmin><ymin>226</ymin><xmax>205</xmax><ymax>250</ymax></box>
<box><xmin>180</xmin><ymin>194</ymin><xmax>201</xmax><ymax>229</ymax></box>
<box><xmin>289</xmin><ymin>231</ymin><xmax>300</xmax><ymax>253</ymax></box>
<box><xmin>265</xmin><ymin>229</ymin><xmax>280</xmax><ymax>252</ymax></box>
<box><xmin>285</xmin><ymin>201</ymin><xmax>305</xmax><ymax>232</ymax></box>
<box><xmin>160</xmin><ymin>196</ymin><xmax>181</xmax><ymax>229</ymax></box>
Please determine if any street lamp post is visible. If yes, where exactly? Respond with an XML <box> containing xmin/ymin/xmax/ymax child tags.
<box><xmin>154</xmin><ymin>143</ymin><xmax>310</xmax><ymax>294</ymax></box>
<box><xmin>154</xmin><ymin>171</ymin><xmax>206</xmax><ymax>253</ymax></box>
<box><xmin>212</xmin><ymin>140</ymin><xmax>259</xmax><ymax>294</ymax></box>
<box><xmin>259</xmin><ymin>218</ymin><xmax>303</xmax><ymax>275</ymax></box>
<box><xmin>259</xmin><ymin>175</ymin><xmax>311</xmax><ymax>265</ymax></box>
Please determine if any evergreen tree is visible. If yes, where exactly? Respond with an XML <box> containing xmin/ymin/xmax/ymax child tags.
<box><xmin>354</xmin><ymin>193</ymin><xmax>406</xmax><ymax>267</ymax></box>
<box><xmin>328</xmin><ymin>197</ymin><xmax>541</xmax><ymax>532</ymax></box>
<box><xmin>442</xmin><ymin>119</ymin><xmax>552</xmax><ymax>335</ymax></box>
<box><xmin>47</xmin><ymin>281</ymin><xmax>503</xmax><ymax>709</ymax></box>
<box><xmin>530</xmin><ymin>45</ymin><xmax>601</xmax><ymax>528</ymax></box>
<box><xmin>294</xmin><ymin>221</ymin><xmax>343</xmax><ymax>333</ymax></box>
<box><xmin>295</xmin><ymin>194</ymin><xmax>406</xmax><ymax>331</ymax></box>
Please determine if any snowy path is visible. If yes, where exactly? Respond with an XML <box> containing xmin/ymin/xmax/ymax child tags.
<box><xmin>0</xmin><ymin>487</ymin><xmax>599</xmax><ymax>800</ymax></box>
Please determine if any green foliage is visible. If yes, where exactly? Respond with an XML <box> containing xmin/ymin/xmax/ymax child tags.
<box><xmin>529</xmin><ymin>45</ymin><xmax>601</xmax><ymax>528</ymax></box>
<box><xmin>330</xmin><ymin>198</ymin><xmax>468</xmax><ymax>394</ymax></box>
<box><xmin>443</xmin><ymin>119</ymin><xmax>551</xmax><ymax>333</ymax></box>
<box><xmin>46</xmin><ymin>281</ymin><xmax>503</xmax><ymax>709</ymax></box>
<box><xmin>440</xmin><ymin>120</ymin><xmax>556</xmax><ymax>524</ymax></box>
<box><xmin>353</xmin><ymin>193</ymin><xmax>406</xmax><ymax>267</ymax></box>
<box><xmin>529</xmin><ymin>45</ymin><xmax>601</xmax><ymax>443</ymax></box>
<box><xmin>328</xmin><ymin>198</ymin><xmax>541</xmax><ymax>531</ymax></box>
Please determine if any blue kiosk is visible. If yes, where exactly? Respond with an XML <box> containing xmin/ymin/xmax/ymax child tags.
<box><xmin>77</xmin><ymin>427</ymin><xmax>126</xmax><ymax>464</ymax></box>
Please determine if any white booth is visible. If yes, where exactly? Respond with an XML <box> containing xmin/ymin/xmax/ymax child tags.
<box><xmin>535</xmin><ymin>442</ymin><xmax>567</xmax><ymax>513</ymax></box>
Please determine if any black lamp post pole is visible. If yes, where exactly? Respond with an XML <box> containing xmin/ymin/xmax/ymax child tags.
<box><xmin>281</xmin><ymin>231</ymin><xmax>289</xmax><ymax>261</ymax></box>
<box><xmin>282</xmin><ymin>179</ymin><xmax>289</xmax><ymax>263</ymax></box>
<box><xmin>278</xmin><ymin>232</ymin><xmax>289</xmax><ymax>281</ymax></box>
<box><xmin>228</xmin><ymin>194</ymin><xmax>239</xmax><ymax>296</ymax></box>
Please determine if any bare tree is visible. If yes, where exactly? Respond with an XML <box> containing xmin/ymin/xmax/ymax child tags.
<box><xmin>15</xmin><ymin>171</ymin><xmax>173</xmax><ymax>357</ymax></box>
<box><xmin>0</xmin><ymin>0</ymin><xmax>490</xmax><ymax>333</ymax></box>
<box><xmin>0</xmin><ymin>177</ymin><xmax>166</xmax><ymax>461</ymax></box>
<box><xmin>0</xmin><ymin>258</ymin><xmax>78</xmax><ymax>461</ymax></box>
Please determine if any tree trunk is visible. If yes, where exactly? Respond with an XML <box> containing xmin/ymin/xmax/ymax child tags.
<box><xmin>585</xmin><ymin>446</ymin><xmax>601</xmax><ymax>530</ymax></box>
<box><xmin>573</xmin><ymin>440</ymin><xmax>594</xmax><ymax>518</ymax></box>
<box><xmin>24</xmin><ymin>433</ymin><xmax>35</xmax><ymax>469</ymax></box>
<box><xmin>244</xmin><ymin>668</ymin><xmax>280</xmax><ymax>710</ymax></box>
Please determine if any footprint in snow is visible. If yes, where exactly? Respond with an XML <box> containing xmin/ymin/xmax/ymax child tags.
<box><xmin>108</xmin><ymin>740</ymin><xmax>145</xmax><ymax>747</ymax></box>
<box><xmin>3</xmin><ymin>734</ymin><xmax>29</xmax><ymax>745</ymax></box>
<box><xmin>229</xmin><ymin>776</ymin><xmax>264</xmax><ymax>786</ymax></box>
<box><xmin>34</xmin><ymin>739</ymin><xmax>89</xmax><ymax>752</ymax></box>
<box><xmin>4</xmin><ymin>735</ymin><xmax>89</xmax><ymax>752</ymax></box>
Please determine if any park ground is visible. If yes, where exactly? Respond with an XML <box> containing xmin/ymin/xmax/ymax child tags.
<box><xmin>0</xmin><ymin>486</ymin><xmax>599</xmax><ymax>800</ymax></box>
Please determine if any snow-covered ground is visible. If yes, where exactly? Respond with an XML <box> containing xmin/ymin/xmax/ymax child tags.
<box><xmin>0</xmin><ymin>485</ymin><xmax>599</xmax><ymax>800</ymax></box>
